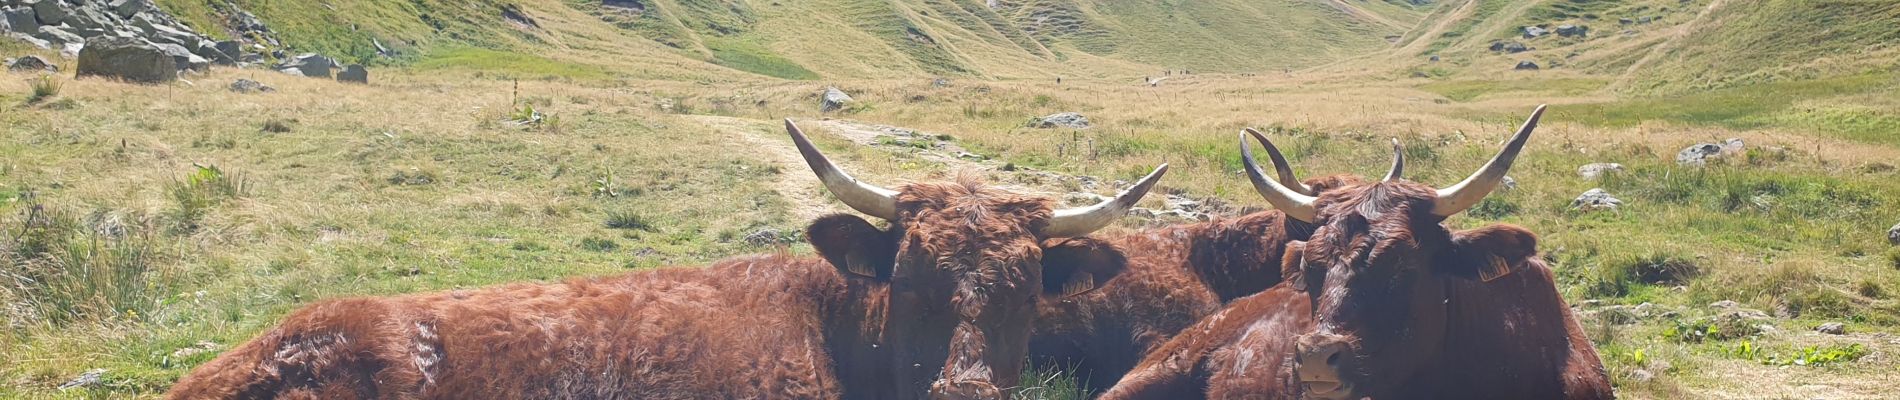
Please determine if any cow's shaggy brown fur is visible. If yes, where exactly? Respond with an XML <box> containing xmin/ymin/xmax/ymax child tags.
<box><xmin>1028</xmin><ymin>175</ymin><xmax>1359</xmax><ymax>394</ymax></box>
<box><xmin>1098</xmin><ymin>180</ymin><xmax>1613</xmax><ymax>400</ymax></box>
<box><xmin>168</xmin><ymin>176</ymin><xmax>1130</xmax><ymax>400</ymax></box>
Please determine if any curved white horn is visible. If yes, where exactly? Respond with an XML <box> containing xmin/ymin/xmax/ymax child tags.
<box><xmin>1043</xmin><ymin>164</ymin><xmax>1169</xmax><ymax>238</ymax></box>
<box><xmin>1383</xmin><ymin>138</ymin><xmax>1404</xmax><ymax>182</ymax></box>
<box><xmin>1432</xmin><ymin>105</ymin><xmax>1544</xmax><ymax>217</ymax></box>
<box><xmin>1242</xmin><ymin>131</ymin><xmax>1318</xmax><ymax>222</ymax></box>
<box><xmin>785</xmin><ymin>119</ymin><xmax>900</xmax><ymax>220</ymax></box>
<box><xmin>1242</xmin><ymin>128</ymin><xmax>1315</xmax><ymax>195</ymax></box>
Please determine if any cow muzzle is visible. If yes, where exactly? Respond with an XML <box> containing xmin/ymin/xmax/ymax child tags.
<box><xmin>1293</xmin><ymin>333</ymin><xmax>1357</xmax><ymax>400</ymax></box>
<box><xmin>929</xmin><ymin>379</ymin><xmax>1002</xmax><ymax>400</ymax></box>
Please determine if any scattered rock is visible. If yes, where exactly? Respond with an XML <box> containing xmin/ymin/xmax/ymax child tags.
<box><xmin>742</xmin><ymin>228</ymin><xmax>791</xmax><ymax>246</ymax></box>
<box><xmin>1428</xmin><ymin>55</ymin><xmax>1439</xmax><ymax>62</ymax></box>
<box><xmin>337</xmin><ymin>63</ymin><xmax>368</xmax><ymax>84</ymax></box>
<box><xmin>30</xmin><ymin>0</ymin><xmax>68</xmax><ymax>26</ymax></box>
<box><xmin>1522</xmin><ymin>26</ymin><xmax>1547</xmax><ymax>38</ymax></box>
<box><xmin>1577</xmin><ymin>163</ymin><xmax>1624</xmax><ymax>179</ymax></box>
<box><xmin>75</xmin><ymin>36</ymin><xmax>176</xmax><ymax>83</ymax></box>
<box><xmin>1676</xmin><ymin>138</ymin><xmax>1745</xmax><ymax>166</ymax></box>
<box><xmin>1888</xmin><ymin>222</ymin><xmax>1899</xmax><ymax>245</ymax></box>
<box><xmin>1571</xmin><ymin>188</ymin><xmax>1621</xmax><ymax>211</ymax></box>
<box><xmin>1628</xmin><ymin>369</ymin><xmax>1654</xmax><ymax>383</ymax></box>
<box><xmin>820</xmin><ymin>87</ymin><xmax>853</xmax><ymax>112</ymax></box>
<box><xmin>1500</xmin><ymin>175</ymin><xmax>1517</xmax><ymax>192</ymax></box>
<box><xmin>151</xmin><ymin>41</ymin><xmax>209</xmax><ymax>71</ymax></box>
<box><xmin>931</xmin><ymin>77</ymin><xmax>949</xmax><ymax>88</ymax></box>
<box><xmin>5</xmin><ymin>54</ymin><xmax>54</xmax><ymax>72</ymax></box>
<box><xmin>1029</xmin><ymin>112</ymin><xmax>1090</xmax><ymax>129</ymax></box>
<box><xmin>278</xmin><ymin>53</ymin><xmax>334</xmax><ymax>78</ymax></box>
<box><xmin>228</xmin><ymin>78</ymin><xmax>273</xmax><ymax>93</ymax></box>
<box><xmin>1555</xmin><ymin>24</ymin><xmax>1588</xmax><ymax>37</ymax></box>
<box><xmin>57</xmin><ymin>369</ymin><xmax>105</xmax><ymax>390</ymax></box>
<box><xmin>5</xmin><ymin>7</ymin><xmax>39</xmax><ymax>35</ymax></box>
<box><xmin>1488</xmin><ymin>41</ymin><xmax>1529</xmax><ymax>53</ymax></box>
<box><xmin>169</xmin><ymin>340</ymin><xmax>221</xmax><ymax>359</ymax></box>
<box><xmin>1619</xmin><ymin>18</ymin><xmax>1634</xmax><ymax>25</ymax></box>
<box><xmin>1817</xmin><ymin>322</ymin><xmax>1846</xmax><ymax>335</ymax></box>
<box><xmin>1710</xmin><ymin>300</ymin><xmax>1741</xmax><ymax>309</ymax></box>
<box><xmin>1515</xmin><ymin>60</ymin><xmax>1540</xmax><ymax>70</ymax></box>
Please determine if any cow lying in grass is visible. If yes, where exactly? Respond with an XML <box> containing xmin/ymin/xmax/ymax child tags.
<box><xmin>167</xmin><ymin>119</ymin><xmax>1168</xmax><ymax>400</ymax></box>
<box><xmin>1102</xmin><ymin>106</ymin><xmax>1615</xmax><ymax>400</ymax></box>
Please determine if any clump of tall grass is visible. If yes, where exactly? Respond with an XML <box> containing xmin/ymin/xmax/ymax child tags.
<box><xmin>166</xmin><ymin>165</ymin><xmax>248</xmax><ymax>233</ymax></box>
<box><xmin>1</xmin><ymin>202</ymin><xmax>170</xmax><ymax>328</ymax></box>
<box><xmin>27</xmin><ymin>75</ymin><xmax>61</xmax><ymax>104</ymax></box>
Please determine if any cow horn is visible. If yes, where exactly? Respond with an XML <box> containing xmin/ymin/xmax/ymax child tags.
<box><xmin>1242</xmin><ymin>128</ymin><xmax>1315</xmax><ymax>196</ymax></box>
<box><xmin>785</xmin><ymin>119</ymin><xmax>900</xmax><ymax>221</ymax></box>
<box><xmin>1042</xmin><ymin>164</ymin><xmax>1169</xmax><ymax>238</ymax></box>
<box><xmin>1383</xmin><ymin>138</ymin><xmax>1404</xmax><ymax>182</ymax></box>
<box><xmin>1242</xmin><ymin>131</ymin><xmax>1319</xmax><ymax>223</ymax></box>
<box><xmin>1432</xmin><ymin>105</ymin><xmax>1544</xmax><ymax>217</ymax></box>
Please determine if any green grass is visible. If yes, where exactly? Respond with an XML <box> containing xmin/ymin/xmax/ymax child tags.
<box><xmin>1554</xmin><ymin>74</ymin><xmax>1900</xmax><ymax>144</ymax></box>
<box><xmin>1419</xmin><ymin>78</ymin><xmax>1607</xmax><ymax>101</ymax></box>
<box><xmin>703</xmin><ymin>37</ymin><xmax>821</xmax><ymax>80</ymax></box>
<box><xmin>413</xmin><ymin>47</ymin><xmax>615</xmax><ymax>80</ymax></box>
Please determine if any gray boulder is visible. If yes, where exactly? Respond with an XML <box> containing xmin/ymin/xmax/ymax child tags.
<box><xmin>1816</xmin><ymin>322</ymin><xmax>1846</xmax><ymax>335</ymax></box>
<box><xmin>33</xmin><ymin>24</ymin><xmax>81</xmax><ymax>46</ymax></box>
<box><xmin>1489</xmin><ymin>41</ymin><xmax>1529</xmax><ymax>53</ymax></box>
<box><xmin>1888</xmin><ymin>222</ymin><xmax>1898</xmax><ymax>246</ymax></box>
<box><xmin>1515</xmin><ymin>60</ymin><xmax>1540</xmax><ymax>70</ymax></box>
<box><xmin>63</xmin><ymin>5</ymin><xmax>108</xmax><ymax>32</ymax></box>
<box><xmin>76</xmin><ymin>36</ymin><xmax>175</xmax><ymax>83</ymax></box>
<box><xmin>1676</xmin><ymin>138</ymin><xmax>1744</xmax><ymax>166</ymax></box>
<box><xmin>337</xmin><ymin>64</ymin><xmax>368</xmax><ymax>84</ymax></box>
<box><xmin>214</xmin><ymin>40</ymin><xmax>241</xmax><ymax>60</ymax></box>
<box><xmin>820</xmin><ymin>87</ymin><xmax>853</xmax><ymax>112</ymax></box>
<box><xmin>1522</xmin><ymin>26</ymin><xmax>1547</xmax><ymax>38</ymax></box>
<box><xmin>1031</xmin><ymin>112</ymin><xmax>1090</xmax><ymax>129</ymax></box>
<box><xmin>5</xmin><ymin>6</ymin><xmax>37</xmax><ymax>35</ymax></box>
<box><xmin>109</xmin><ymin>0</ymin><xmax>146</xmax><ymax>18</ymax></box>
<box><xmin>1577</xmin><ymin>163</ymin><xmax>1624</xmax><ymax>179</ymax></box>
<box><xmin>152</xmin><ymin>41</ymin><xmax>208</xmax><ymax>71</ymax></box>
<box><xmin>1571</xmin><ymin>188</ymin><xmax>1622</xmax><ymax>211</ymax></box>
<box><xmin>229</xmin><ymin>78</ymin><xmax>273</xmax><ymax>93</ymax></box>
<box><xmin>279</xmin><ymin>53</ymin><xmax>334</xmax><ymax>78</ymax></box>
<box><xmin>29</xmin><ymin>0</ymin><xmax>65</xmax><ymax>25</ymax></box>
<box><xmin>1555</xmin><ymin>24</ymin><xmax>1588</xmax><ymax>37</ymax></box>
<box><xmin>5</xmin><ymin>54</ymin><xmax>54</xmax><ymax>72</ymax></box>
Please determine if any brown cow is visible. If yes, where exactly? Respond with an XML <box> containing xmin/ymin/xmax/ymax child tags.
<box><xmin>165</xmin><ymin>119</ymin><xmax>1169</xmax><ymax>400</ymax></box>
<box><xmin>1102</xmin><ymin>105</ymin><xmax>1615</xmax><ymax>400</ymax></box>
<box><xmin>1028</xmin><ymin>150</ymin><xmax>1364</xmax><ymax>395</ymax></box>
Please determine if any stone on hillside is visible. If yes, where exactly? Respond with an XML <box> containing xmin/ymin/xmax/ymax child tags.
<box><xmin>34</xmin><ymin>24</ymin><xmax>81</xmax><ymax>46</ymax></box>
<box><xmin>29</xmin><ymin>0</ymin><xmax>65</xmax><ymax>25</ymax></box>
<box><xmin>152</xmin><ymin>41</ymin><xmax>208</xmax><ymax>71</ymax></box>
<box><xmin>229</xmin><ymin>78</ymin><xmax>273</xmax><ymax>93</ymax></box>
<box><xmin>214</xmin><ymin>40</ymin><xmax>241</xmax><ymax>60</ymax></box>
<box><xmin>64</xmin><ymin>6</ymin><xmax>108</xmax><ymax>32</ymax></box>
<box><xmin>1577</xmin><ymin>163</ymin><xmax>1624</xmax><ymax>179</ymax></box>
<box><xmin>76</xmin><ymin>36</ymin><xmax>175</xmax><ymax>83</ymax></box>
<box><xmin>1522</xmin><ymin>26</ymin><xmax>1547</xmax><ymax>38</ymax></box>
<box><xmin>1031</xmin><ymin>112</ymin><xmax>1090</xmax><ymax>129</ymax></box>
<box><xmin>1676</xmin><ymin>138</ymin><xmax>1744</xmax><ymax>166</ymax></box>
<box><xmin>1888</xmin><ymin>222</ymin><xmax>1899</xmax><ymax>245</ymax></box>
<box><xmin>1490</xmin><ymin>41</ymin><xmax>1529</xmax><ymax>53</ymax></box>
<box><xmin>4</xmin><ymin>6</ymin><xmax>37</xmax><ymax>35</ymax></box>
<box><xmin>109</xmin><ymin>0</ymin><xmax>146</xmax><ymax>18</ymax></box>
<box><xmin>1515</xmin><ymin>60</ymin><xmax>1540</xmax><ymax>70</ymax></box>
<box><xmin>1619</xmin><ymin>18</ymin><xmax>1634</xmax><ymax>25</ymax></box>
<box><xmin>1555</xmin><ymin>24</ymin><xmax>1588</xmax><ymax>37</ymax></box>
<box><xmin>279</xmin><ymin>53</ymin><xmax>334</xmax><ymax>78</ymax></box>
<box><xmin>1816</xmin><ymin>322</ymin><xmax>1846</xmax><ymax>335</ymax></box>
<box><xmin>1500</xmin><ymin>175</ymin><xmax>1517</xmax><ymax>192</ymax></box>
<box><xmin>337</xmin><ymin>64</ymin><xmax>368</xmax><ymax>84</ymax></box>
<box><xmin>57</xmin><ymin>369</ymin><xmax>106</xmax><ymax>390</ymax></box>
<box><xmin>9</xmin><ymin>32</ymin><xmax>51</xmax><ymax>49</ymax></box>
<box><xmin>820</xmin><ymin>87</ymin><xmax>853</xmax><ymax>112</ymax></box>
<box><xmin>1710</xmin><ymin>300</ymin><xmax>1740</xmax><ymax>309</ymax></box>
<box><xmin>1571</xmin><ymin>188</ymin><xmax>1621</xmax><ymax>211</ymax></box>
<box><xmin>5</xmin><ymin>54</ymin><xmax>54</xmax><ymax>72</ymax></box>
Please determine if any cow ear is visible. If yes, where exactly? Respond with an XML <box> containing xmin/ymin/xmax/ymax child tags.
<box><xmin>807</xmin><ymin>214</ymin><xmax>898</xmax><ymax>281</ymax></box>
<box><xmin>1436</xmin><ymin>224</ymin><xmax>1539</xmax><ymax>282</ymax></box>
<box><xmin>1281</xmin><ymin>241</ymin><xmax>1309</xmax><ymax>292</ymax></box>
<box><xmin>1039</xmin><ymin>237</ymin><xmax>1128</xmax><ymax>298</ymax></box>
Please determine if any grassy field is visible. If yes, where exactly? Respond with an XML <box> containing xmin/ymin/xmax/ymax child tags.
<box><xmin>4</xmin><ymin>49</ymin><xmax>1899</xmax><ymax>397</ymax></box>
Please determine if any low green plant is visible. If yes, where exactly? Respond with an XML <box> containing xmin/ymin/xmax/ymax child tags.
<box><xmin>166</xmin><ymin>165</ymin><xmax>247</xmax><ymax>233</ymax></box>
<box><xmin>604</xmin><ymin>210</ymin><xmax>654</xmax><ymax>231</ymax></box>
<box><xmin>1726</xmin><ymin>342</ymin><xmax>1868</xmax><ymax>367</ymax></box>
<box><xmin>27</xmin><ymin>75</ymin><xmax>61</xmax><ymax>103</ymax></box>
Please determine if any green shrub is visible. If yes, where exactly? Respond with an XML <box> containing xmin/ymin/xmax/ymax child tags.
<box><xmin>27</xmin><ymin>75</ymin><xmax>61</xmax><ymax>103</ymax></box>
<box><xmin>1726</xmin><ymin>342</ymin><xmax>1868</xmax><ymax>367</ymax></box>
<box><xmin>167</xmin><ymin>165</ymin><xmax>247</xmax><ymax>233</ymax></box>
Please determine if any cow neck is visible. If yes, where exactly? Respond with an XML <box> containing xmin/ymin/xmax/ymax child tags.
<box><xmin>821</xmin><ymin>270</ymin><xmax>897</xmax><ymax>399</ymax></box>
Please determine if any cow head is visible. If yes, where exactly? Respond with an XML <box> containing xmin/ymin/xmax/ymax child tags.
<box><xmin>1243</xmin><ymin>107</ymin><xmax>1545</xmax><ymax>400</ymax></box>
<box><xmin>787</xmin><ymin>120</ymin><xmax>1161</xmax><ymax>399</ymax></box>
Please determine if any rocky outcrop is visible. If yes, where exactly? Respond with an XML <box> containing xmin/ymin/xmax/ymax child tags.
<box><xmin>5</xmin><ymin>54</ymin><xmax>54</xmax><ymax>72</ymax></box>
<box><xmin>74</xmin><ymin>35</ymin><xmax>173</xmax><ymax>83</ymax></box>
<box><xmin>1676</xmin><ymin>138</ymin><xmax>1745</xmax><ymax>166</ymax></box>
<box><xmin>1030</xmin><ymin>112</ymin><xmax>1089</xmax><ymax>129</ymax></box>
<box><xmin>820</xmin><ymin>87</ymin><xmax>853</xmax><ymax>112</ymax></box>
<box><xmin>337</xmin><ymin>63</ymin><xmax>367</xmax><ymax>84</ymax></box>
<box><xmin>277</xmin><ymin>53</ymin><xmax>333</xmax><ymax>78</ymax></box>
<box><xmin>1571</xmin><ymin>188</ymin><xmax>1622</xmax><ymax>211</ymax></box>
<box><xmin>1555</xmin><ymin>24</ymin><xmax>1588</xmax><ymax>37</ymax></box>
<box><xmin>4</xmin><ymin>0</ymin><xmax>285</xmax><ymax>70</ymax></box>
